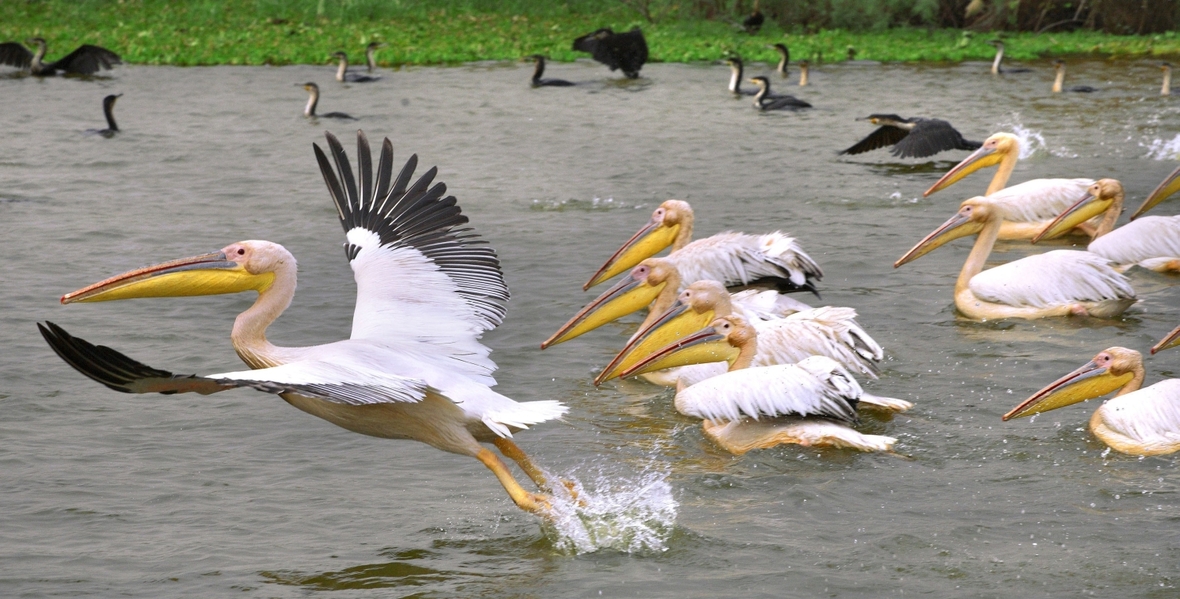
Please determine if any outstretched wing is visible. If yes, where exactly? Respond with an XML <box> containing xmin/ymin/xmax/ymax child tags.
<box><xmin>891</xmin><ymin>119</ymin><xmax>979</xmax><ymax>158</ymax></box>
<box><xmin>0</xmin><ymin>42</ymin><xmax>32</xmax><ymax>69</ymax></box>
<box><xmin>51</xmin><ymin>44</ymin><xmax>122</xmax><ymax>75</ymax></box>
<box><xmin>840</xmin><ymin>125</ymin><xmax>908</xmax><ymax>156</ymax></box>
<box><xmin>314</xmin><ymin>131</ymin><xmax>510</xmax><ymax>379</ymax></box>
<box><xmin>40</xmin><ymin>321</ymin><xmax>426</xmax><ymax>405</ymax></box>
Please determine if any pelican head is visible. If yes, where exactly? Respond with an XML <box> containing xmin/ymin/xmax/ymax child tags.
<box><xmin>619</xmin><ymin>314</ymin><xmax>755</xmax><ymax>379</ymax></box>
<box><xmin>61</xmin><ymin>241</ymin><xmax>288</xmax><ymax>304</ymax></box>
<box><xmin>583</xmin><ymin>199</ymin><xmax>693</xmax><ymax>290</ymax></box>
<box><xmin>543</xmin><ymin>257</ymin><xmax>679</xmax><ymax>349</ymax></box>
<box><xmin>1003</xmin><ymin>347</ymin><xmax>1140</xmax><ymax>420</ymax></box>
<box><xmin>1132</xmin><ymin>164</ymin><xmax>1180</xmax><ymax>220</ymax></box>
<box><xmin>1033</xmin><ymin>178</ymin><xmax>1122</xmax><ymax>243</ymax></box>
<box><xmin>594</xmin><ymin>280</ymin><xmax>733</xmax><ymax>384</ymax></box>
<box><xmin>924</xmin><ymin>132</ymin><xmax>1018</xmax><ymax>196</ymax></box>
<box><xmin>894</xmin><ymin>197</ymin><xmax>992</xmax><ymax>267</ymax></box>
<box><xmin>1152</xmin><ymin>324</ymin><xmax>1180</xmax><ymax>355</ymax></box>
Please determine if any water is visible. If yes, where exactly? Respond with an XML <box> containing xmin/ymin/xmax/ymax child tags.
<box><xmin>2</xmin><ymin>58</ymin><xmax>1179</xmax><ymax>597</ymax></box>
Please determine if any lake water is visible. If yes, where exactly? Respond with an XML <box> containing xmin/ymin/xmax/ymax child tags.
<box><xmin>2</xmin><ymin>57</ymin><xmax>1179</xmax><ymax>597</ymax></box>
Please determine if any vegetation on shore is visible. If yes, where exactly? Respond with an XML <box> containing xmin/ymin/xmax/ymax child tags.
<box><xmin>2</xmin><ymin>0</ymin><xmax>1178</xmax><ymax>68</ymax></box>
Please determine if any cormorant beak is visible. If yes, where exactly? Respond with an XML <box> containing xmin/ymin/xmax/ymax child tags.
<box><xmin>542</xmin><ymin>268</ymin><xmax>667</xmax><ymax>349</ymax></box>
<box><xmin>618</xmin><ymin>324</ymin><xmax>737</xmax><ymax>379</ymax></box>
<box><xmin>583</xmin><ymin>218</ymin><xmax>678</xmax><ymax>290</ymax></box>
<box><xmin>62</xmin><ymin>251</ymin><xmax>273</xmax><ymax>304</ymax></box>
<box><xmin>924</xmin><ymin>144</ymin><xmax>1002</xmax><ymax>196</ymax></box>
<box><xmin>594</xmin><ymin>299</ymin><xmax>718</xmax><ymax>385</ymax></box>
<box><xmin>1151</xmin><ymin>324</ymin><xmax>1180</xmax><ymax>355</ymax></box>
<box><xmin>894</xmin><ymin>208</ymin><xmax>983</xmax><ymax>267</ymax></box>
<box><xmin>1032</xmin><ymin>190</ymin><xmax>1111</xmax><ymax>243</ymax></box>
<box><xmin>1132</xmin><ymin>164</ymin><xmax>1180</xmax><ymax>220</ymax></box>
<box><xmin>1002</xmin><ymin>357</ymin><xmax>1132</xmax><ymax>420</ymax></box>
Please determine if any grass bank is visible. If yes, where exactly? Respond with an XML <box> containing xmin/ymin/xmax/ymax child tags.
<box><xmin>3</xmin><ymin>0</ymin><xmax>1179</xmax><ymax>67</ymax></box>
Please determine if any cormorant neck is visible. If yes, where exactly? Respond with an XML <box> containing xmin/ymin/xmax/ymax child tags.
<box><xmin>729</xmin><ymin>63</ymin><xmax>742</xmax><ymax>93</ymax></box>
<box><xmin>366</xmin><ymin>48</ymin><xmax>377</xmax><ymax>72</ymax></box>
<box><xmin>1163</xmin><ymin>68</ymin><xmax>1172</xmax><ymax>96</ymax></box>
<box><xmin>776</xmin><ymin>49</ymin><xmax>788</xmax><ymax>76</ymax></box>
<box><xmin>956</xmin><ymin>216</ymin><xmax>1000</xmax><ymax>296</ymax></box>
<box><xmin>31</xmin><ymin>42</ymin><xmax>46</xmax><ymax>68</ymax></box>
<box><xmin>304</xmin><ymin>90</ymin><xmax>319</xmax><ymax>117</ymax></box>
<box><xmin>752</xmin><ymin>84</ymin><xmax>768</xmax><ymax>105</ymax></box>
<box><xmin>799</xmin><ymin>65</ymin><xmax>809</xmax><ymax>86</ymax></box>
<box><xmin>231</xmin><ymin>263</ymin><xmax>297</xmax><ymax>369</ymax></box>
<box><xmin>1052</xmin><ymin>68</ymin><xmax>1064</xmax><ymax>93</ymax></box>
<box><xmin>991</xmin><ymin>46</ymin><xmax>1003</xmax><ymax>74</ymax></box>
<box><xmin>532</xmin><ymin>58</ymin><xmax>545</xmax><ymax>84</ymax></box>
<box><xmin>103</xmin><ymin>102</ymin><xmax>118</xmax><ymax>131</ymax></box>
<box><xmin>336</xmin><ymin>57</ymin><xmax>348</xmax><ymax>82</ymax></box>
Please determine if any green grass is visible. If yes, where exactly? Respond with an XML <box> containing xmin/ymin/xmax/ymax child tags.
<box><xmin>2</xmin><ymin>0</ymin><xmax>1179</xmax><ymax>67</ymax></box>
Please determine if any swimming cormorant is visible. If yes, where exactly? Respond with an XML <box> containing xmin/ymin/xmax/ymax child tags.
<box><xmin>724</xmin><ymin>57</ymin><xmax>756</xmax><ymax>96</ymax></box>
<box><xmin>987</xmin><ymin>40</ymin><xmax>1031</xmax><ymax>74</ymax></box>
<box><xmin>364</xmin><ymin>42</ymin><xmax>386</xmax><ymax>73</ymax></box>
<box><xmin>748</xmin><ymin>76</ymin><xmax>810</xmax><ymax>111</ymax></box>
<box><xmin>528</xmin><ymin>55</ymin><xmax>574</xmax><ymax>87</ymax></box>
<box><xmin>1162</xmin><ymin>63</ymin><xmax>1172</xmax><ymax>96</ymax></box>
<box><xmin>840</xmin><ymin>115</ymin><xmax>982</xmax><ymax>159</ymax></box>
<box><xmin>797</xmin><ymin>60</ymin><xmax>810</xmax><ymax>86</ymax></box>
<box><xmin>743</xmin><ymin>0</ymin><xmax>765</xmax><ymax>33</ymax></box>
<box><xmin>300</xmin><ymin>82</ymin><xmax>357</xmax><ymax>120</ymax></box>
<box><xmin>333</xmin><ymin>51</ymin><xmax>378</xmax><ymax>83</ymax></box>
<box><xmin>1052</xmin><ymin>60</ymin><xmax>1098</xmax><ymax>93</ymax></box>
<box><xmin>0</xmin><ymin>37</ymin><xmax>120</xmax><ymax>76</ymax></box>
<box><xmin>770</xmin><ymin>43</ymin><xmax>789</xmax><ymax>77</ymax></box>
<box><xmin>572</xmin><ymin>27</ymin><xmax>647</xmax><ymax>79</ymax></box>
<box><xmin>87</xmin><ymin>93</ymin><xmax>121</xmax><ymax>138</ymax></box>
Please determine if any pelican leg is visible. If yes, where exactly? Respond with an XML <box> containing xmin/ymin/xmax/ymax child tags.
<box><xmin>492</xmin><ymin>437</ymin><xmax>549</xmax><ymax>487</ymax></box>
<box><xmin>475</xmin><ymin>448</ymin><xmax>551</xmax><ymax>515</ymax></box>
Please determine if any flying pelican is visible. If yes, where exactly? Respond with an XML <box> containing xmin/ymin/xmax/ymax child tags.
<box><xmin>528</xmin><ymin>55</ymin><xmax>574</xmax><ymax>87</ymax></box>
<box><xmin>543</xmin><ymin>258</ymin><xmax>808</xmax><ymax>349</ymax></box>
<box><xmin>924</xmin><ymin>132</ymin><xmax>1096</xmax><ymax>240</ymax></box>
<box><xmin>583</xmin><ymin>199</ymin><xmax>822</xmax><ymax>295</ymax></box>
<box><xmin>1154</xmin><ymin>324</ymin><xmax>1180</xmax><ymax>354</ymax></box>
<box><xmin>723</xmin><ymin>57</ymin><xmax>756</xmax><ymax>96</ymax></box>
<box><xmin>86</xmin><ymin>93</ymin><xmax>121</xmax><ymax>138</ymax></box>
<box><xmin>1033</xmin><ymin>178</ymin><xmax>1180</xmax><ymax>273</ymax></box>
<box><xmin>38</xmin><ymin>131</ymin><xmax>567</xmax><ymax>515</ymax></box>
<box><xmin>618</xmin><ymin>314</ymin><xmax>907</xmax><ymax>454</ymax></box>
<box><xmin>594</xmin><ymin>280</ymin><xmax>882</xmax><ymax>387</ymax></box>
<box><xmin>770</xmin><ymin>43</ymin><xmax>789</xmax><ymax>77</ymax></box>
<box><xmin>894</xmin><ymin>196</ymin><xmax>1136</xmax><ymax>320</ymax></box>
<box><xmin>572</xmin><ymin>27</ymin><xmax>647</xmax><ymax>79</ymax></box>
<box><xmin>839</xmin><ymin>115</ymin><xmax>981</xmax><ymax>159</ymax></box>
<box><xmin>300</xmin><ymin>82</ymin><xmax>356</xmax><ymax>120</ymax></box>
<box><xmin>1131</xmin><ymin>163</ymin><xmax>1180</xmax><ymax>219</ymax></box>
<box><xmin>0</xmin><ymin>37</ymin><xmax>120</xmax><ymax>76</ymax></box>
<box><xmin>332</xmin><ymin>51</ymin><xmax>378</xmax><ymax>82</ymax></box>
<box><xmin>986</xmin><ymin>40</ymin><xmax>1030</xmax><ymax>74</ymax></box>
<box><xmin>1052</xmin><ymin>60</ymin><xmax>1098</xmax><ymax>93</ymax></box>
<box><xmin>749</xmin><ymin>76</ymin><xmax>811</xmax><ymax>110</ymax></box>
<box><xmin>1003</xmin><ymin>347</ymin><xmax>1180</xmax><ymax>456</ymax></box>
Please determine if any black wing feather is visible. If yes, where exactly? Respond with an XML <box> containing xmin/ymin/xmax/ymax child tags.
<box><xmin>0</xmin><ymin>42</ymin><xmax>32</xmax><ymax>69</ymax></box>
<box><xmin>840</xmin><ymin>125</ymin><xmax>909</xmax><ymax>155</ymax></box>
<box><xmin>51</xmin><ymin>44</ymin><xmax>122</xmax><ymax>75</ymax></box>
<box><xmin>891</xmin><ymin>119</ymin><xmax>977</xmax><ymax>158</ymax></box>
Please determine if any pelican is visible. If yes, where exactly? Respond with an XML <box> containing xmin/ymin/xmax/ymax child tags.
<box><xmin>770</xmin><ymin>43</ymin><xmax>789</xmax><ymax>77</ymax></box>
<box><xmin>594</xmin><ymin>280</ymin><xmax>882</xmax><ymax>387</ymax></box>
<box><xmin>1052</xmin><ymin>60</ymin><xmax>1098</xmax><ymax>93</ymax></box>
<box><xmin>1131</xmin><ymin>163</ymin><xmax>1180</xmax><ymax>219</ymax></box>
<box><xmin>364</xmin><ymin>42</ymin><xmax>385</xmax><ymax>73</ymax></box>
<box><xmin>895</xmin><ymin>196</ymin><xmax>1136</xmax><ymax>320</ymax></box>
<box><xmin>38</xmin><ymin>131</ymin><xmax>567</xmax><ymax>515</ymax></box>
<box><xmin>925</xmin><ymin>132</ymin><xmax>1096</xmax><ymax>240</ymax></box>
<box><xmin>0</xmin><ymin>37</ymin><xmax>120</xmax><ymax>76</ymax></box>
<box><xmin>797</xmin><ymin>60</ymin><xmax>809</xmax><ymax>86</ymax></box>
<box><xmin>86</xmin><ymin>93</ymin><xmax>121</xmax><ymax>138</ymax></box>
<box><xmin>1033</xmin><ymin>178</ymin><xmax>1180</xmax><ymax>273</ymax></box>
<box><xmin>742</xmin><ymin>0</ymin><xmax>764</xmax><ymax>34</ymax></box>
<box><xmin>528</xmin><ymin>55</ymin><xmax>573</xmax><ymax>87</ymax></box>
<box><xmin>619</xmin><ymin>315</ymin><xmax>907</xmax><ymax>454</ymax></box>
<box><xmin>333</xmin><ymin>51</ymin><xmax>378</xmax><ymax>82</ymax></box>
<box><xmin>1003</xmin><ymin>347</ymin><xmax>1180</xmax><ymax>456</ymax></box>
<box><xmin>724</xmin><ymin>57</ymin><xmax>756</xmax><ymax>96</ymax></box>
<box><xmin>986</xmin><ymin>40</ymin><xmax>1030</xmax><ymax>75</ymax></box>
<box><xmin>749</xmin><ymin>76</ymin><xmax>811</xmax><ymax>110</ymax></box>
<box><xmin>572</xmin><ymin>27</ymin><xmax>647</xmax><ymax>79</ymax></box>
<box><xmin>583</xmin><ymin>199</ymin><xmax>822</xmax><ymax>295</ymax></box>
<box><xmin>839</xmin><ymin>115</ymin><xmax>981</xmax><ymax>159</ymax></box>
<box><xmin>543</xmin><ymin>258</ymin><xmax>808</xmax><ymax>349</ymax></box>
<box><xmin>301</xmin><ymin>82</ymin><xmax>356</xmax><ymax>120</ymax></box>
<box><xmin>1154</xmin><ymin>324</ymin><xmax>1180</xmax><ymax>354</ymax></box>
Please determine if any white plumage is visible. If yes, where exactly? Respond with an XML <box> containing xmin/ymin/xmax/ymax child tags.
<box><xmin>1097</xmin><ymin>379</ymin><xmax>1180</xmax><ymax>451</ymax></box>
<box><xmin>1087</xmin><ymin>215</ymin><xmax>1180</xmax><ymax>271</ymax></box>
<box><xmin>969</xmin><ymin>249</ymin><xmax>1135</xmax><ymax>308</ymax></box>
<box><xmin>669</xmin><ymin>231</ymin><xmax>822</xmax><ymax>293</ymax></box>
<box><xmin>985</xmin><ymin>178</ymin><xmax>1094</xmax><ymax>223</ymax></box>
<box><xmin>675</xmin><ymin>356</ymin><xmax>861</xmax><ymax>423</ymax></box>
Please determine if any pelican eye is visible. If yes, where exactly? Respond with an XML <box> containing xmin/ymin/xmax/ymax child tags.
<box><xmin>237</xmin><ymin>248</ymin><xmax>246</xmax><ymax>255</ymax></box>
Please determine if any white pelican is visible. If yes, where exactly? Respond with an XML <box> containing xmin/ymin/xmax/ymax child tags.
<box><xmin>594</xmin><ymin>280</ymin><xmax>882</xmax><ymax>386</ymax></box>
<box><xmin>543</xmin><ymin>256</ymin><xmax>808</xmax><ymax>349</ymax></box>
<box><xmin>39</xmin><ymin>131</ymin><xmax>567</xmax><ymax>515</ymax></box>
<box><xmin>1003</xmin><ymin>347</ymin><xmax>1180</xmax><ymax>456</ymax></box>
<box><xmin>583</xmin><ymin>199</ymin><xmax>822</xmax><ymax>295</ymax></box>
<box><xmin>1154</xmin><ymin>324</ymin><xmax>1180</xmax><ymax>354</ymax></box>
<box><xmin>894</xmin><ymin>196</ymin><xmax>1136</xmax><ymax>320</ymax></box>
<box><xmin>924</xmin><ymin>132</ymin><xmax>1095</xmax><ymax>240</ymax></box>
<box><xmin>1131</xmin><ymin>163</ymin><xmax>1180</xmax><ymax>219</ymax></box>
<box><xmin>1033</xmin><ymin>178</ymin><xmax>1180</xmax><ymax>273</ymax></box>
<box><xmin>618</xmin><ymin>314</ymin><xmax>906</xmax><ymax>454</ymax></box>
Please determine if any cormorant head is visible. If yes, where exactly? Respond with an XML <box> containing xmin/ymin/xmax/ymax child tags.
<box><xmin>859</xmin><ymin>114</ymin><xmax>906</xmax><ymax>126</ymax></box>
<box><xmin>748</xmin><ymin>75</ymin><xmax>770</xmax><ymax>88</ymax></box>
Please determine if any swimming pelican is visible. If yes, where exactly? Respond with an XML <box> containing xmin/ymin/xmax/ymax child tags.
<box><xmin>840</xmin><ymin>115</ymin><xmax>981</xmax><ymax>159</ymax></box>
<box><xmin>749</xmin><ymin>76</ymin><xmax>811</xmax><ymax>110</ymax></box>
<box><xmin>572</xmin><ymin>27</ymin><xmax>647</xmax><ymax>79</ymax></box>
<box><xmin>1052</xmin><ymin>60</ymin><xmax>1098</xmax><ymax>93</ymax></box>
<box><xmin>0</xmin><ymin>37</ymin><xmax>120</xmax><ymax>76</ymax></box>
<box><xmin>770</xmin><ymin>43</ymin><xmax>789</xmax><ymax>77</ymax></box>
<box><xmin>986</xmin><ymin>40</ymin><xmax>1030</xmax><ymax>75</ymax></box>
<box><xmin>1131</xmin><ymin>163</ymin><xmax>1180</xmax><ymax>219</ymax></box>
<box><xmin>333</xmin><ymin>51</ymin><xmax>378</xmax><ymax>82</ymax></box>
<box><xmin>39</xmin><ymin>131</ymin><xmax>567</xmax><ymax>515</ymax></box>
<box><xmin>619</xmin><ymin>314</ymin><xmax>906</xmax><ymax>454</ymax></box>
<box><xmin>1003</xmin><ymin>347</ymin><xmax>1180</xmax><ymax>456</ymax></box>
<box><xmin>924</xmin><ymin>132</ymin><xmax>1096</xmax><ymax>240</ymax></box>
<box><xmin>301</xmin><ymin>82</ymin><xmax>356</xmax><ymax>120</ymax></box>
<box><xmin>895</xmin><ymin>196</ymin><xmax>1136</xmax><ymax>320</ymax></box>
<box><xmin>583</xmin><ymin>199</ymin><xmax>822</xmax><ymax>294</ymax></box>
<box><xmin>594</xmin><ymin>280</ymin><xmax>881</xmax><ymax>387</ymax></box>
<box><xmin>528</xmin><ymin>55</ymin><xmax>574</xmax><ymax>87</ymax></box>
<box><xmin>797</xmin><ymin>60</ymin><xmax>809</xmax><ymax>86</ymax></box>
<box><xmin>86</xmin><ymin>93</ymin><xmax>121</xmax><ymax>138</ymax></box>
<box><xmin>1153</xmin><ymin>324</ymin><xmax>1180</xmax><ymax>354</ymax></box>
<box><xmin>1033</xmin><ymin>178</ymin><xmax>1180</xmax><ymax>273</ymax></box>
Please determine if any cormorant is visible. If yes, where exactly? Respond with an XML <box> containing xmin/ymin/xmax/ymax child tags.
<box><xmin>743</xmin><ymin>0</ymin><xmax>764</xmax><ymax>34</ymax></box>
<box><xmin>724</xmin><ymin>57</ymin><xmax>756</xmax><ymax>96</ymax></box>
<box><xmin>300</xmin><ymin>82</ymin><xmax>357</xmax><ymax>120</ymax></box>
<box><xmin>840</xmin><ymin>115</ymin><xmax>982</xmax><ymax>159</ymax></box>
<box><xmin>0</xmin><ymin>37</ymin><xmax>120</xmax><ymax>76</ymax></box>
<box><xmin>572</xmin><ymin>27</ymin><xmax>647</xmax><ymax>79</ymax></box>
<box><xmin>748</xmin><ymin>76</ymin><xmax>810</xmax><ymax>111</ymax></box>
<box><xmin>364</xmin><ymin>42</ymin><xmax>386</xmax><ymax>73</ymax></box>
<box><xmin>769</xmin><ymin>43</ymin><xmax>789</xmax><ymax>78</ymax></box>
<box><xmin>333</xmin><ymin>51</ymin><xmax>378</xmax><ymax>83</ymax></box>
<box><xmin>987</xmin><ymin>40</ymin><xmax>1030</xmax><ymax>74</ymax></box>
<box><xmin>797</xmin><ymin>59</ymin><xmax>810</xmax><ymax>86</ymax></box>
<box><xmin>528</xmin><ymin>55</ymin><xmax>574</xmax><ymax>87</ymax></box>
<box><xmin>1052</xmin><ymin>60</ymin><xmax>1098</xmax><ymax>93</ymax></box>
<box><xmin>87</xmin><ymin>93</ymin><xmax>121</xmax><ymax>138</ymax></box>
<box><xmin>1162</xmin><ymin>63</ymin><xmax>1172</xmax><ymax>97</ymax></box>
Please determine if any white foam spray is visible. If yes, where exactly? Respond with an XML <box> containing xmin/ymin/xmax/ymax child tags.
<box><xmin>540</xmin><ymin>464</ymin><xmax>678</xmax><ymax>555</ymax></box>
<box><xmin>1142</xmin><ymin>134</ymin><xmax>1180</xmax><ymax>160</ymax></box>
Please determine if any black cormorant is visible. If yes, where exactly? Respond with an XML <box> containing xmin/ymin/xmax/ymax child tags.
<box><xmin>840</xmin><ymin>115</ymin><xmax>981</xmax><ymax>159</ymax></box>
<box><xmin>748</xmin><ymin>76</ymin><xmax>810</xmax><ymax>111</ymax></box>
<box><xmin>987</xmin><ymin>40</ymin><xmax>1030</xmax><ymax>74</ymax></box>
<box><xmin>300</xmin><ymin>82</ymin><xmax>357</xmax><ymax>120</ymax></box>
<box><xmin>528</xmin><ymin>55</ymin><xmax>574</xmax><ymax>87</ymax></box>
<box><xmin>797</xmin><ymin>60</ymin><xmax>809</xmax><ymax>86</ymax></box>
<box><xmin>0</xmin><ymin>37</ymin><xmax>120</xmax><ymax>76</ymax></box>
<box><xmin>364</xmin><ymin>42</ymin><xmax>386</xmax><ymax>73</ymax></box>
<box><xmin>572</xmin><ymin>27</ymin><xmax>647</xmax><ymax>79</ymax></box>
<box><xmin>333</xmin><ymin>51</ymin><xmax>378</xmax><ymax>83</ymax></box>
<box><xmin>743</xmin><ymin>0</ymin><xmax>764</xmax><ymax>34</ymax></box>
<box><xmin>769</xmin><ymin>43</ymin><xmax>789</xmax><ymax>78</ymax></box>
<box><xmin>1161</xmin><ymin>63</ymin><xmax>1172</xmax><ymax>96</ymax></box>
<box><xmin>724</xmin><ymin>57</ymin><xmax>756</xmax><ymax>96</ymax></box>
<box><xmin>1052</xmin><ymin>60</ymin><xmax>1098</xmax><ymax>93</ymax></box>
<box><xmin>86</xmin><ymin>94</ymin><xmax>121</xmax><ymax>138</ymax></box>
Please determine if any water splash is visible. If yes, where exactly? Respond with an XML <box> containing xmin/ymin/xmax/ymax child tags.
<box><xmin>1141</xmin><ymin>134</ymin><xmax>1180</xmax><ymax>160</ymax></box>
<box><xmin>529</xmin><ymin>197</ymin><xmax>646</xmax><ymax>211</ymax></box>
<box><xmin>996</xmin><ymin>116</ymin><xmax>1076</xmax><ymax>158</ymax></box>
<box><xmin>541</xmin><ymin>465</ymin><xmax>677</xmax><ymax>555</ymax></box>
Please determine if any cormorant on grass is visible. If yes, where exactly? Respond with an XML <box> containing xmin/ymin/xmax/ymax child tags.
<box><xmin>572</xmin><ymin>27</ymin><xmax>647</xmax><ymax>79</ymax></box>
<box><xmin>840</xmin><ymin>115</ymin><xmax>981</xmax><ymax>159</ymax></box>
<box><xmin>0</xmin><ymin>37</ymin><xmax>120</xmax><ymax>76</ymax></box>
<box><xmin>743</xmin><ymin>0</ymin><xmax>764</xmax><ymax>34</ymax></box>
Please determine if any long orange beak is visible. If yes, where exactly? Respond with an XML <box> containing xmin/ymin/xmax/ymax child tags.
<box><xmin>617</xmin><ymin>324</ymin><xmax>738</xmax><ymax>379</ymax></box>
<box><xmin>583</xmin><ymin>218</ymin><xmax>679</xmax><ymax>290</ymax></box>
<box><xmin>542</xmin><ymin>267</ymin><xmax>666</xmax><ymax>349</ymax></box>
<box><xmin>593</xmin><ymin>299</ymin><xmax>718</xmax><ymax>385</ymax></box>
<box><xmin>62</xmin><ymin>252</ymin><xmax>273</xmax><ymax>304</ymax></box>
<box><xmin>1002</xmin><ymin>357</ymin><xmax>1132</xmax><ymax>420</ymax></box>
<box><xmin>1032</xmin><ymin>190</ymin><xmax>1111</xmax><ymax>243</ymax></box>
<box><xmin>1151</xmin><ymin>324</ymin><xmax>1180</xmax><ymax>355</ymax></box>
<box><xmin>924</xmin><ymin>144</ymin><xmax>1002</xmax><ymax>197</ymax></box>
<box><xmin>894</xmin><ymin>208</ymin><xmax>982</xmax><ymax>267</ymax></box>
<box><xmin>1132</xmin><ymin>164</ymin><xmax>1180</xmax><ymax>220</ymax></box>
